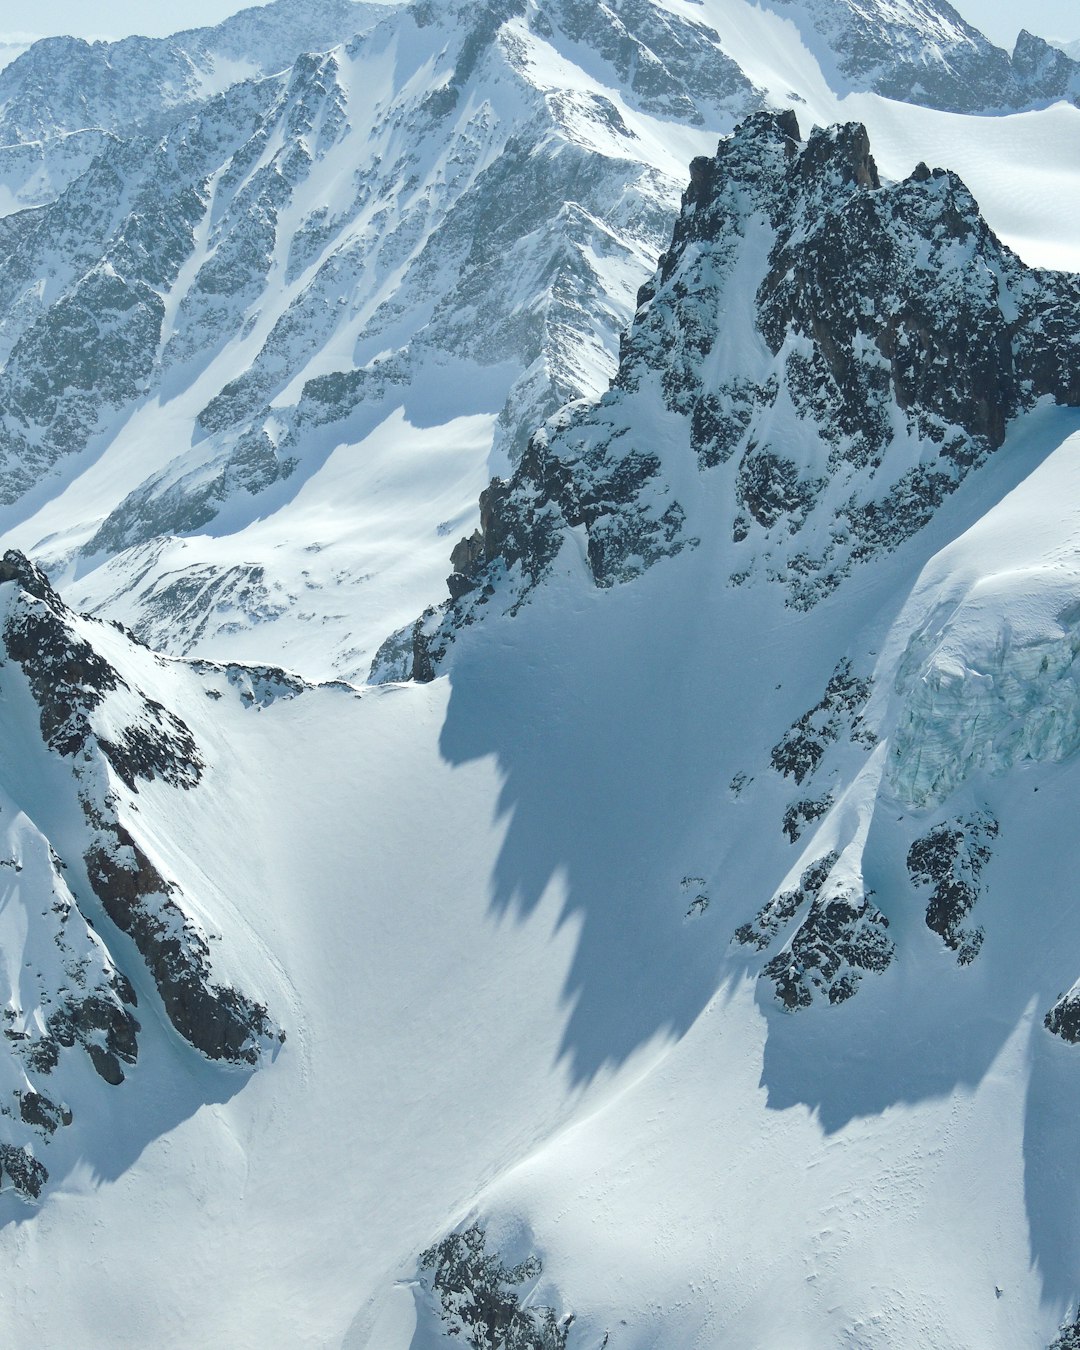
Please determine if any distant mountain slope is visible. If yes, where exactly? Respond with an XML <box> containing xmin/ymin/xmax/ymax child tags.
<box><xmin>761</xmin><ymin>0</ymin><xmax>1080</xmax><ymax>111</ymax></box>
<box><xmin>0</xmin><ymin>2</ymin><xmax>397</xmax><ymax>215</ymax></box>
<box><xmin>0</xmin><ymin>0</ymin><xmax>395</xmax><ymax>145</ymax></box>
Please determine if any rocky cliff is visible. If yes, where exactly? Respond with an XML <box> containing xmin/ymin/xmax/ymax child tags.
<box><xmin>379</xmin><ymin>110</ymin><xmax>1080</xmax><ymax>682</ymax></box>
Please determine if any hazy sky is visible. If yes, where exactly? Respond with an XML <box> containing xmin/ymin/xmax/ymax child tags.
<box><xmin>0</xmin><ymin>0</ymin><xmax>1077</xmax><ymax>50</ymax></box>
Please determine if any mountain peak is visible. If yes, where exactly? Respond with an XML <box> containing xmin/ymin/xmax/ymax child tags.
<box><xmin>376</xmin><ymin>110</ymin><xmax>1080</xmax><ymax>681</ymax></box>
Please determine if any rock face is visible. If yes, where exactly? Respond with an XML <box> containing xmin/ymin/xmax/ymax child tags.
<box><xmin>0</xmin><ymin>792</ymin><xmax>140</xmax><ymax>1195</ymax></box>
<box><xmin>770</xmin><ymin>0</ymin><xmax>1080</xmax><ymax>113</ymax></box>
<box><xmin>0</xmin><ymin>551</ymin><xmax>282</xmax><ymax>1196</ymax></box>
<box><xmin>770</xmin><ymin>660</ymin><xmax>875</xmax><ymax>785</ymax></box>
<box><xmin>375</xmin><ymin>110</ymin><xmax>1080</xmax><ymax>683</ymax></box>
<box><xmin>419</xmin><ymin>1226</ymin><xmax>572</xmax><ymax>1350</ymax></box>
<box><xmin>907</xmin><ymin>812</ymin><xmax>998</xmax><ymax>964</ymax></box>
<box><xmin>0</xmin><ymin>0</ymin><xmax>391</xmax><ymax>146</ymax></box>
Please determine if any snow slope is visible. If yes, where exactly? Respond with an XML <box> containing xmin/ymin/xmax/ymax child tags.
<box><xmin>1</xmin><ymin>2</ymin><xmax>1080</xmax><ymax>1348</ymax></box>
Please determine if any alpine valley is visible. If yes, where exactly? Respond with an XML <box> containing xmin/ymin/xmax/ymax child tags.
<box><xmin>2</xmin><ymin>0</ymin><xmax>1080</xmax><ymax>1346</ymax></box>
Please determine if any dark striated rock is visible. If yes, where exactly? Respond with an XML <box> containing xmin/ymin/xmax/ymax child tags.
<box><xmin>0</xmin><ymin>550</ymin><xmax>280</xmax><ymax>1070</ymax></box>
<box><xmin>782</xmin><ymin>794</ymin><xmax>834</xmax><ymax>844</ymax></box>
<box><xmin>18</xmin><ymin>1091</ymin><xmax>70</xmax><ymax>1134</ymax></box>
<box><xmin>0</xmin><ymin>1143</ymin><xmax>48</xmax><ymax>1200</ymax></box>
<box><xmin>1</xmin><ymin>550</ymin><xmax>203</xmax><ymax>788</ymax></box>
<box><xmin>48</xmin><ymin>985</ymin><xmax>140</xmax><ymax>1085</ymax></box>
<box><xmin>420</xmin><ymin>1225</ymin><xmax>571</xmax><ymax>1350</ymax></box>
<box><xmin>84</xmin><ymin>812</ymin><xmax>278</xmax><ymax>1066</ymax></box>
<box><xmin>736</xmin><ymin>851</ymin><xmax>839</xmax><ymax>951</ymax></box>
<box><xmin>1049</xmin><ymin>1309</ymin><xmax>1080</xmax><ymax>1349</ymax></box>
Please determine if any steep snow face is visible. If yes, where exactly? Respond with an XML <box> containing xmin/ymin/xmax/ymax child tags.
<box><xmin>386</xmin><ymin>110</ymin><xmax>1080</xmax><ymax>682</ymax></box>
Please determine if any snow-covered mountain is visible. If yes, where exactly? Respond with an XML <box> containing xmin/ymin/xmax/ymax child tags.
<box><xmin>0</xmin><ymin>0</ymin><xmax>1076</xmax><ymax>685</ymax></box>
<box><xmin>4</xmin><ymin>0</ymin><xmax>1080</xmax><ymax>1346</ymax></box>
<box><xmin>768</xmin><ymin>0</ymin><xmax>1080</xmax><ymax>111</ymax></box>
<box><xmin>380</xmin><ymin>102</ymin><xmax>1080</xmax><ymax>1002</ymax></box>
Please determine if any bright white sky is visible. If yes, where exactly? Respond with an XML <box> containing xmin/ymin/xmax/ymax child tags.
<box><xmin>0</xmin><ymin>0</ymin><xmax>1076</xmax><ymax>50</ymax></box>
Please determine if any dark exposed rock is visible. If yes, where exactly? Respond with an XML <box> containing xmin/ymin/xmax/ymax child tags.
<box><xmin>1049</xmin><ymin>1309</ymin><xmax>1080</xmax><ymax>1349</ymax></box>
<box><xmin>374</xmin><ymin>111</ymin><xmax>1080</xmax><ymax>682</ymax></box>
<box><xmin>1011</xmin><ymin>30</ymin><xmax>1076</xmax><ymax>100</ymax></box>
<box><xmin>782</xmin><ymin>793</ymin><xmax>834</xmax><ymax>844</ymax></box>
<box><xmin>18</xmin><ymin>1091</ymin><xmax>70</xmax><ymax>1134</ymax></box>
<box><xmin>0</xmin><ymin>550</ymin><xmax>280</xmax><ymax>1070</ymax></box>
<box><xmin>763</xmin><ymin>887</ymin><xmax>894</xmax><ymax>1010</ymax></box>
<box><xmin>770</xmin><ymin>660</ymin><xmax>874</xmax><ymax>785</ymax></box>
<box><xmin>84</xmin><ymin>812</ymin><xmax>278</xmax><ymax>1066</ymax></box>
<box><xmin>906</xmin><ymin>811</ymin><xmax>998</xmax><ymax>964</ymax></box>
<box><xmin>420</xmin><ymin>1225</ymin><xmax>571</xmax><ymax>1350</ymax></box>
<box><xmin>1</xmin><ymin>550</ymin><xmax>203</xmax><ymax>789</ymax></box>
<box><xmin>47</xmin><ymin>985</ymin><xmax>140</xmax><ymax>1085</ymax></box>
<box><xmin>736</xmin><ymin>851</ymin><xmax>839</xmax><ymax>951</ymax></box>
<box><xmin>188</xmin><ymin>659</ymin><xmax>311</xmax><ymax>710</ymax></box>
<box><xmin>736</xmin><ymin>447</ymin><xmax>822</xmax><ymax>532</ymax></box>
<box><xmin>1045</xmin><ymin>992</ymin><xmax>1080</xmax><ymax>1046</ymax></box>
<box><xmin>0</xmin><ymin>1143</ymin><xmax>48</xmax><ymax>1200</ymax></box>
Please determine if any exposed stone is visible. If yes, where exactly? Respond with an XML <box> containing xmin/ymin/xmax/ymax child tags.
<box><xmin>0</xmin><ymin>1143</ymin><xmax>48</xmax><ymax>1200</ymax></box>
<box><xmin>763</xmin><ymin>887</ymin><xmax>894</xmax><ymax>1010</ymax></box>
<box><xmin>0</xmin><ymin>551</ymin><xmax>280</xmax><ymax>1070</ymax></box>
<box><xmin>374</xmin><ymin>111</ymin><xmax>1080</xmax><ymax>682</ymax></box>
<box><xmin>770</xmin><ymin>660</ymin><xmax>874</xmax><ymax>785</ymax></box>
<box><xmin>906</xmin><ymin>811</ymin><xmax>998</xmax><ymax>963</ymax></box>
<box><xmin>735</xmin><ymin>852</ymin><xmax>839</xmax><ymax>951</ymax></box>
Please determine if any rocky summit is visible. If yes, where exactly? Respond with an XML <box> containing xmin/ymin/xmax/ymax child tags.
<box><xmin>381</xmin><ymin>110</ymin><xmax>1080</xmax><ymax>681</ymax></box>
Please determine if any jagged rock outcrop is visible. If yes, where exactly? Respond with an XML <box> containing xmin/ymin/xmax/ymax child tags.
<box><xmin>419</xmin><ymin>1226</ymin><xmax>573</xmax><ymax>1350</ymax></box>
<box><xmin>0</xmin><ymin>549</ymin><xmax>286</xmax><ymax>1196</ymax></box>
<box><xmin>735</xmin><ymin>851</ymin><xmax>893</xmax><ymax>1008</ymax></box>
<box><xmin>0</xmin><ymin>794</ymin><xmax>140</xmax><ymax>1196</ymax></box>
<box><xmin>906</xmin><ymin>812</ymin><xmax>998</xmax><ymax>964</ymax></box>
<box><xmin>762</xmin><ymin>886</ymin><xmax>894</xmax><ymax>1010</ymax></box>
<box><xmin>374</xmin><ymin>111</ymin><xmax>1080</xmax><ymax>683</ymax></box>
<box><xmin>736</xmin><ymin>852</ymin><xmax>840</xmax><ymax>952</ymax></box>
<box><xmin>0</xmin><ymin>551</ymin><xmax>281</xmax><ymax>1075</ymax></box>
<box><xmin>770</xmin><ymin>660</ymin><xmax>875</xmax><ymax>785</ymax></box>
